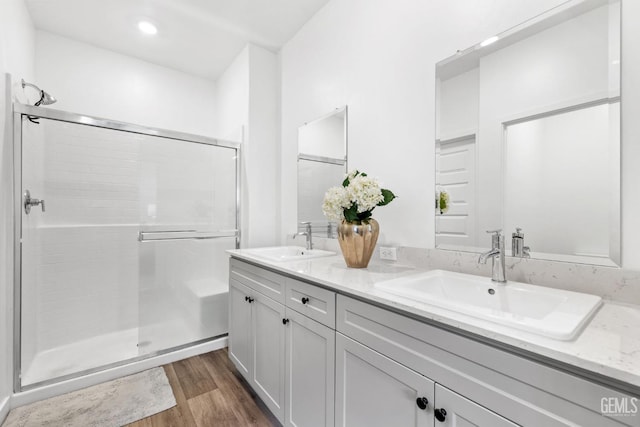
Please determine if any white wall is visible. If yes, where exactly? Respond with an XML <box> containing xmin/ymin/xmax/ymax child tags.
<box><xmin>0</xmin><ymin>0</ymin><xmax>36</xmax><ymax>418</ymax></box>
<box><xmin>216</xmin><ymin>44</ymin><xmax>279</xmax><ymax>248</ymax></box>
<box><xmin>215</xmin><ymin>47</ymin><xmax>249</xmax><ymax>141</ymax></box>
<box><xmin>35</xmin><ymin>31</ymin><xmax>218</xmax><ymax>137</ymax></box>
<box><xmin>280</xmin><ymin>0</ymin><xmax>565</xmax><ymax>248</ymax></box>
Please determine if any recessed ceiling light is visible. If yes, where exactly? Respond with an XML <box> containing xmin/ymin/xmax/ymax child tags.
<box><xmin>138</xmin><ymin>21</ymin><xmax>158</xmax><ymax>35</ymax></box>
<box><xmin>480</xmin><ymin>36</ymin><xmax>499</xmax><ymax>47</ymax></box>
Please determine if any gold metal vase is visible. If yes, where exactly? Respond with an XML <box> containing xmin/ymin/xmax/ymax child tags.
<box><xmin>337</xmin><ymin>218</ymin><xmax>380</xmax><ymax>268</ymax></box>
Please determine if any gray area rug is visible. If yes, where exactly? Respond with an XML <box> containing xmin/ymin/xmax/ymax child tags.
<box><xmin>3</xmin><ymin>367</ymin><xmax>176</xmax><ymax>427</ymax></box>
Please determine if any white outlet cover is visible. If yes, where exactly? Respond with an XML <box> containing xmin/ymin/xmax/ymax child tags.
<box><xmin>380</xmin><ymin>246</ymin><xmax>397</xmax><ymax>261</ymax></box>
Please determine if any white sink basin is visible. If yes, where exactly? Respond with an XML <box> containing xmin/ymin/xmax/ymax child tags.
<box><xmin>244</xmin><ymin>246</ymin><xmax>335</xmax><ymax>262</ymax></box>
<box><xmin>374</xmin><ymin>270</ymin><xmax>602</xmax><ymax>340</ymax></box>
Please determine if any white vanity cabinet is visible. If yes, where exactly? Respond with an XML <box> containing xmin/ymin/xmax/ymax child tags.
<box><xmin>228</xmin><ymin>279</ymin><xmax>252</xmax><ymax>378</ymax></box>
<box><xmin>229</xmin><ymin>257</ymin><xmax>637</xmax><ymax>427</ymax></box>
<box><xmin>335</xmin><ymin>333</ymin><xmax>516</xmax><ymax>427</ymax></box>
<box><xmin>337</xmin><ymin>295</ymin><xmax>636</xmax><ymax>427</ymax></box>
<box><xmin>336</xmin><ymin>333</ymin><xmax>435</xmax><ymax>427</ymax></box>
<box><xmin>433</xmin><ymin>384</ymin><xmax>518</xmax><ymax>427</ymax></box>
<box><xmin>229</xmin><ymin>275</ymin><xmax>286</xmax><ymax>420</ymax></box>
<box><xmin>229</xmin><ymin>259</ymin><xmax>336</xmax><ymax>427</ymax></box>
<box><xmin>285</xmin><ymin>307</ymin><xmax>335</xmax><ymax>427</ymax></box>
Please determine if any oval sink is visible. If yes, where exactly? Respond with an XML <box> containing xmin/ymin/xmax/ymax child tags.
<box><xmin>374</xmin><ymin>270</ymin><xmax>602</xmax><ymax>340</ymax></box>
<box><xmin>244</xmin><ymin>246</ymin><xmax>335</xmax><ymax>262</ymax></box>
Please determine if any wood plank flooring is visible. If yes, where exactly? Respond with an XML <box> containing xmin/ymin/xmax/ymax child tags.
<box><xmin>126</xmin><ymin>348</ymin><xmax>279</xmax><ymax>427</ymax></box>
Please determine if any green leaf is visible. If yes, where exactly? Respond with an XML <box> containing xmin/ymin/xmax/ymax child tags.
<box><xmin>342</xmin><ymin>177</ymin><xmax>350</xmax><ymax>187</ymax></box>
<box><xmin>358</xmin><ymin>210</ymin><xmax>372</xmax><ymax>221</ymax></box>
<box><xmin>378</xmin><ymin>189</ymin><xmax>396</xmax><ymax>206</ymax></box>
<box><xmin>343</xmin><ymin>205</ymin><xmax>359</xmax><ymax>222</ymax></box>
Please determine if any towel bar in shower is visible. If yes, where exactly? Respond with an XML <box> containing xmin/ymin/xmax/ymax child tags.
<box><xmin>138</xmin><ymin>230</ymin><xmax>238</xmax><ymax>242</ymax></box>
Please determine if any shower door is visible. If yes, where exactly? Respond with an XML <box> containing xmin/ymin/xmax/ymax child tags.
<box><xmin>136</xmin><ymin>133</ymin><xmax>238</xmax><ymax>356</ymax></box>
<box><xmin>15</xmin><ymin>105</ymin><xmax>239</xmax><ymax>389</ymax></box>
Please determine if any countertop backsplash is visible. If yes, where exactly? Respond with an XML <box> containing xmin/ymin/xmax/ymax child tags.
<box><xmin>285</xmin><ymin>236</ymin><xmax>640</xmax><ymax>306</ymax></box>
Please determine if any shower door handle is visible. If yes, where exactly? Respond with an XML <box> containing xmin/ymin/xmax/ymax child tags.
<box><xmin>138</xmin><ymin>230</ymin><xmax>239</xmax><ymax>242</ymax></box>
<box><xmin>24</xmin><ymin>190</ymin><xmax>45</xmax><ymax>214</ymax></box>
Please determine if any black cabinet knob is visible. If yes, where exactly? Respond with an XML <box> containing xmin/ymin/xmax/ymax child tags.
<box><xmin>416</xmin><ymin>397</ymin><xmax>428</xmax><ymax>410</ymax></box>
<box><xmin>301</xmin><ymin>297</ymin><xmax>309</xmax><ymax>304</ymax></box>
<box><xmin>282</xmin><ymin>318</ymin><xmax>290</xmax><ymax>325</ymax></box>
<box><xmin>435</xmin><ymin>408</ymin><xmax>447</xmax><ymax>422</ymax></box>
<box><xmin>245</xmin><ymin>296</ymin><xmax>254</xmax><ymax>303</ymax></box>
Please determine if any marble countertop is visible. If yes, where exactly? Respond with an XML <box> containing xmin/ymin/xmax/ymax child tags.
<box><xmin>228</xmin><ymin>249</ymin><xmax>640</xmax><ymax>392</ymax></box>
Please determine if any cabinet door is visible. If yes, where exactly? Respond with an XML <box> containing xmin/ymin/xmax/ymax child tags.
<box><xmin>285</xmin><ymin>308</ymin><xmax>335</xmax><ymax>427</ymax></box>
<box><xmin>433</xmin><ymin>384</ymin><xmax>518</xmax><ymax>427</ymax></box>
<box><xmin>228</xmin><ymin>279</ymin><xmax>252</xmax><ymax>379</ymax></box>
<box><xmin>252</xmin><ymin>291</ymin><xmax>286</xmax><ymax>423</ymax></box>
<box><xmin>336</xmin><ymin>333</ymin><xmax>434</xmax><ymax>427</ymax></box>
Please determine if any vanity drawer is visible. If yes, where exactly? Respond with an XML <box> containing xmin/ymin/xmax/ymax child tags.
<box><xmin>230</xmin><ymin>258</ymin><xmax>285</xmax><ymax>304</ymax></box>
<box><xmin>286</xmin><ymin>278</ymin><xmax>336</xmax><ymax>329</ymax></box>
<box><xmin>337</xmin><ymin>295</ymin><xmax>635</xmax><ymax>427</ymax></box>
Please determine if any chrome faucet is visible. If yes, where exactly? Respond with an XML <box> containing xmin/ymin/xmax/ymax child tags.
<box><xmin>294</xmin><ymin>221</ymin><xmax>313</xmax><ymax>250</ymax></box>
<box><xmin>478</xmin><ymin>229</ymin><xmax>506</xmax><ymax>283</ymax></box>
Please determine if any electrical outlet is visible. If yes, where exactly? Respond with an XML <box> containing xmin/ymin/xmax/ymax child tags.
<box><xmin>379</xmin><ymin>246</ymin><xmax>397</xmax><ymax>261</ymax></box>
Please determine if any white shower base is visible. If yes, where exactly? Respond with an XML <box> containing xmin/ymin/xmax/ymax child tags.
<box><xmin>22</xmin><ymin>283</ymin><xmax>228</xmax><ymax>387</ymax></box>
<box><xmin>21</xmin><ymin>318</ymin><xmax>206</xmax><ymax>387</ymax></box>
<box><xmin>22</xmin><ymin>328</ymin><xmax>139</xmax><ymax>387</ymax></box>
<box><xmin>14</xmin><ymin>336</ymin><xmax>227</xmax><ymax>409</ymax></box>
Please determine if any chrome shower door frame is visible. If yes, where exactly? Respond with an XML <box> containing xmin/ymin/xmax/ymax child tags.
<box><xmin>12</xmin><ymin>103</ymin><xmax>242</xmax><ymax>392</ymax></box>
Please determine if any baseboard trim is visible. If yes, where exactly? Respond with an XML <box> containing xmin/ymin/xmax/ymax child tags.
<box><xmin>0</xmin><ymin>395</ymin><xmax>10</xmax><ymax>425</ymax></box>
<box><xmin>12</xmin><ymin>337</ymin><xmax>227</xmax><ymax>408</ymax></box>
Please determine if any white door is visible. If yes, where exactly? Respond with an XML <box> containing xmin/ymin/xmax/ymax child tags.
<box><xmin>252</xmin><ymin>292</ymin><xmax>286</xmax><ymax>423</ymax></box>
<box><xmin>228</xmin><ymin>279</ymin><xmax>252</xmax><ymax>379</ymax></box>
<box><xmin>433</xmin><ymin>384</ymin><xmax>518</xmax><ymax>427</ymax></box>
<box><xmin>436</xmin><ymin>136</ymin><xmax>477</xmax><ymax>248</ymax></box>
<box><xmin>336</xmin><ymin>333</ymin><xmax>434</xmax><ymax>427</ymax></box>
<box><xmin>285</xmin><ymin>308</ymin><xmax>335</xmax><ymax>427</ymax></box>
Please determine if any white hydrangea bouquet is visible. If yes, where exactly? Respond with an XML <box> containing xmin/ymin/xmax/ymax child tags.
<box><xmin>322</xmin><ymin>170</ymin><xmax>396</xmax><ymax>224</ymax></box>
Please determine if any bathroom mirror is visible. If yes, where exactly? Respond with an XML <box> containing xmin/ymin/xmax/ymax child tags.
<box><xmin>297</xmin><ymin>106</ymin><xmax>347</xmax><ymax>237</ymax></box>
<box><xmin>435</xmin><ymin>0</ymin><xmax>620</xmax><ymax>266</ymax></box>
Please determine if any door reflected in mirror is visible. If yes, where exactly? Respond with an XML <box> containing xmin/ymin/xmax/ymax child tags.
<box><xmin>297</xmin><ymin>106</ymin><xmax>347</xmax><ymax>237</ymax></box>
<box><xmin>435</xmin><ymin>0</ymin><xmax>620</xmax><ymax>266</ymax></box>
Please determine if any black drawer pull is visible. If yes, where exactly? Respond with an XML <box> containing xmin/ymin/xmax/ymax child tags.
<box><xmin>416</xmin><ymin>397</ymin><xmax>428</xmax><ymax>410</ymax></box>
<box><xmin>435</xmin><ymin>408</ymin><xmax>447</xmax><ymax>422</ymax></box>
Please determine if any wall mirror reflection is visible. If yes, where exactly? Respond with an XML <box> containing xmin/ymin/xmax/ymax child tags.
<box><xmin>435</xmin><ymin>0</ymin><xmax>620</xmax><ymax>266</ymax></box>
<box><xmin>297</xmin><ymin>106</ymin><xmax>347</xmax><ymax>237</ymax></box>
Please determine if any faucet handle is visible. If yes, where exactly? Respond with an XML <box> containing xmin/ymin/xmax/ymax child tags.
<box><xmin>486</xmin><ymin>229</ymin><xmax>503</xmax><ymax>249</ymax></box>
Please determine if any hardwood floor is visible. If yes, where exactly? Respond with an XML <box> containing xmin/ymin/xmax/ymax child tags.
<box><xmin>126</xmin><ymin>348</ymin><xmax>280</xmax><ymax>427</ymax></box>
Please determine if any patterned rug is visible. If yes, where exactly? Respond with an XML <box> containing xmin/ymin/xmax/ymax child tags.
<box><xmin>3</xmin><ymin>367</ymin><xmax>176</xmax><ymax>427</ymax></box>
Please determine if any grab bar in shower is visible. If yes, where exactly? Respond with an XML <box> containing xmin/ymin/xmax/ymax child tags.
<box><xmin>138</xmin><ymin>230</ymin><xmax>238</xmax><ymax>242</ymax></box>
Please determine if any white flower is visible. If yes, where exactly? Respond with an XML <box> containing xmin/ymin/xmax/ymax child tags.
<box><xmin>344</xmin><ymin>170</ymin><xmax>358</xmax><ymax>183</ymax></box>
<box><xmin>323</xmin><ymin>170</ymin><xmax>395</xmax><ymax>222</ymax></box>
<box><xmin>347</xmin><ymin>174</ymin><xmax>384</xmax><ymax>213</ymax></box>
<box><xmin>322</xmin><ymin>186</ymin><xmax>350</xmax><ymax>221</ymax></box>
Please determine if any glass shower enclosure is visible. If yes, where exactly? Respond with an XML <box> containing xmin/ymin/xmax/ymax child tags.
<box><xmin>13</xmin><ymin>104</ymin><xmax>240</xmax><ymax>390</ymax></box>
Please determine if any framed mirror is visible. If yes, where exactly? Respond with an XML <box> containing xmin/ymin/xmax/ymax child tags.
<box><xmin>297</xmin><ymin>106</ymin><xmax>347</xmax><ymax>237</ymax></box>
<box><xmin>435</xmin><ymin>0</ymin><xmax>620</xmax><ymax>266</ymax></box>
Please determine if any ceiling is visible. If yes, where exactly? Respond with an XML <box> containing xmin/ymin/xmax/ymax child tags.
<box><xmin>25</xmin><ymin>0</ymin><xmax>330</xmax><ymax>80</ymax></box>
